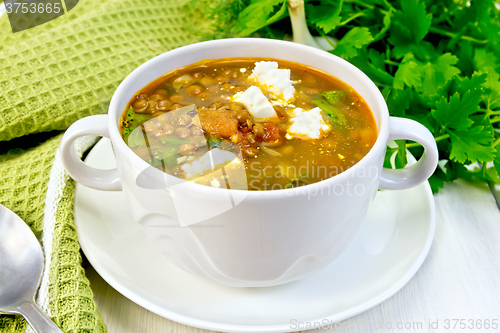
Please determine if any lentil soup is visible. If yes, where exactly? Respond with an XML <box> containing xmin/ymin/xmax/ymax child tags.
<box><xmin>119</xmin><ymin>58</ymin><xmax>377</xmax><ymax>191</ymax></box>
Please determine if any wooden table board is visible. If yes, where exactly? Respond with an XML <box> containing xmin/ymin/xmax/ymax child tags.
<box><xmin>85</xmin><ymin>180</ymin><xmax>500</xmax><ymax>333</ymax></box>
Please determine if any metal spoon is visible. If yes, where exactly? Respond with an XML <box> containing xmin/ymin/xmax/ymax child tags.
<box><xmin>0</xmin><ymin>204</ymin><xmax>63</xmax><ymax>332</ymax></box>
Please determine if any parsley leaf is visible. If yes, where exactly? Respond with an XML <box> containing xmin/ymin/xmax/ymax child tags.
<box><xmin>306</xmin><ymin>0</ymin><xmax>342</xmax><ymax>34</ymax></box>
<box><xmin>449</xmin><ymin>126</ymin><xmax>496</xmax><ymax>163</ymax></box>
<box><xmin>349</xmin><ymin>49</ymin><xmax>394</xmax><ymax>85</ymax></box>
<box><xmin>236</xmin><ymin>0</ymin><xmax>288</xmax><ymax>37</ymax></box>
<box><xmin>393</xmin><ymin>54</ymin><xmax>421</xmax><ymax>89</ymax></box>
<box><xmin>373</xmin><ymin>8</ymin><xmax>394</xmax><ymax>42</ymax></box>
<box><xmin>481</xmin><ymin>66</ymin><xmax>500</xmax><ymax>110</ymax></box>
<box><xmin>388</xmin><ymin>0</ymin><xmax>432</xmax><ymax>46</ymax></box>
<box><xmin>428</xmin><ymin>167</ymin><xmax>447</xmax><ymax>194</ymax></box>
<box><xmin>332</xmin><ymin>27</ymin><xmax>374</xmax><ymax>59</ymax></box>
<box><xmin>394</xmin><ymin>139</ymin><xmax>408</xmax><ymax>169</ymax></box>
<box><xmin>383</xmin><ymin>87</ymin><xmax>412</xmax><ymax>117</ymax></box>
<box><xmin>438</xmin><ymin>74</ymin><xmax>487</xmax><ymax>100</ymax></box>
<box><xmin>416</xmin><ymin>53</ymin><xmax>461</xmax><ymax>97</ymax></box>
<box><xmin>432</xmin><ymin>89</ymin><xmax>482</xmax><ymax>131</ymax></box>
<box><xmin>474</xmin><ymin>48</ymin><xmax>498</xmax><ymax>71</ymax></box>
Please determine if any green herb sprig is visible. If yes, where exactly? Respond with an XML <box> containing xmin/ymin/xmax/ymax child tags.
<box><xmin>185</xmin><ymin>0</ymin><xmax>500</xmax><ymax>193</ymax></box>
<box><xmin>313</xmin><ymin>91</ymin><xmax>348</xmax><ymax>126</ymax></box>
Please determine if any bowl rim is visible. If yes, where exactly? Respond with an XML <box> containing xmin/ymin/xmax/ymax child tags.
<box><xmin>107</xmin><ymin>38</ymin><xmax>390</xmax><ymax>200</ymax></box>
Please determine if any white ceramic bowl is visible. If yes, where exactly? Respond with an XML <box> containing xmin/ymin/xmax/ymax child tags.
<box><xmin>60</xmin><ymin>38</ymin><xmax>438</xmax><ymax>287</ymax></box>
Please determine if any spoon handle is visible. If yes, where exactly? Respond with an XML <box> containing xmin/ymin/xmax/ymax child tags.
<box><xmin>19</xmin><ymin>301</ymin><xmax>64</xmax><ymax>333</ymax></box>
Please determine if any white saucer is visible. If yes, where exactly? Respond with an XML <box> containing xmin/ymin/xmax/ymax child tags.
<box><xmin>75</xmin><ymin>139</ymin><xmax>435</xmax><ymax>333</ymax></box>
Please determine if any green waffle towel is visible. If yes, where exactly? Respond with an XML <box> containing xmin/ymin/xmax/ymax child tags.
<box><xmin>0</xmin><ymin>0</ymin><xmax>199</xmax><ymax>332</ymax></box>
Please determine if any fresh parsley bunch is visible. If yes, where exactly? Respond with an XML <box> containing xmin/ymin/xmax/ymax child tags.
<box><xmin>185</xmin><ymin>0</ymin><xmax>500</xmax><ymax>193</ymax></box>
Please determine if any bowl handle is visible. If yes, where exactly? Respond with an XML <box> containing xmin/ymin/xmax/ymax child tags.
<box><xmin>59</xmin><ymin>115</ymin><xmax>122</xmax><ymax>191</ymax></box>
<box><xmin>379</xmin><ymin>117</ymin><xmax>438</xmax><ymax>190</ymax></box>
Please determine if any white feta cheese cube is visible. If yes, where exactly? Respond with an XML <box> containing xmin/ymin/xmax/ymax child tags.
<box><xmin>233</xmin><ymin>86</ymin><xmax>278</xmax><ymax>122</ymax></box>
<box><xmin>249</xmin><ymin>61</ymin><xmax>296</xmax><ymax>102</ymax></box>
<box><xmin>287</xmin><ymin>107</ymin><xmax>330</xmax><ymax>140</ymax></box>
<box><xmin>181</xmin><ymin>148</ymin><xmax>239</xmax><ymax>179</ymax></box>
<box><xmin>181</xmin><ymin>151</ymin><xmax>212</xmax><ymax>179</ymax></box>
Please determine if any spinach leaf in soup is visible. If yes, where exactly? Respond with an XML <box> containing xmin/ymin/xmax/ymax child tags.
<box><xmin>313</xmin><ymin>91</ymin><xmax>347</xmax><ymax>126</ymax></box>
<box><xmin>127</xmin><ymin>126</ymin><xmax>145</xmax><ymax>148</ymax></box>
